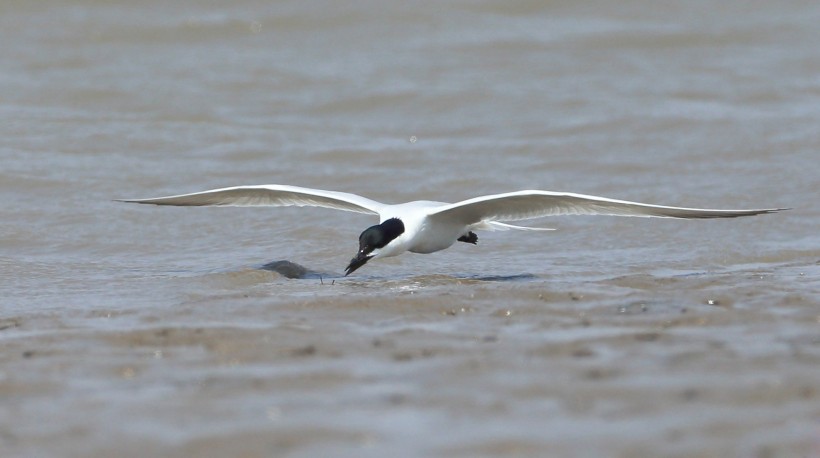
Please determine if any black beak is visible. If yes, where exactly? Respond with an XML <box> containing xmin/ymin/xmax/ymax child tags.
<box><xmin>345</xmin><ymin>251</ymin><xmax>373</xmax><ymax>276</ymax></box>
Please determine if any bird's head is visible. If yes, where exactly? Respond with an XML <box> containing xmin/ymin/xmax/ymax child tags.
<box><xmin>345</xmin><ymin>218</ymin><xmax>405</xmax><ymax>276</ymax></box>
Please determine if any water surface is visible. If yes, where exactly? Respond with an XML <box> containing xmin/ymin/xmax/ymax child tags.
<box><xmin>1</xmin><ymin>1</ymin><xmax>819</xmax><ymax>457</ymax></box>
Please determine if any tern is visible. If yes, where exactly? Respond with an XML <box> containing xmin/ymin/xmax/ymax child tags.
<box><xmin>118</xmin><ymin>185</ymin><xmax>786</xmax><ymax>275</ymax></box>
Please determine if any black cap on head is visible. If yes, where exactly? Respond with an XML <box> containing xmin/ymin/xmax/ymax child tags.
<box><xmin>344</xmin><ymin>218</ymin><xmax>405</xmax><ymax>276</ymax></box>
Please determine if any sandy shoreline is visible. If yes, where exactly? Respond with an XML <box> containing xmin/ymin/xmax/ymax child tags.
<box><xmin>3</xmin><ymin>267</ymin><xmax>818</xmax><ymax>457</ymax></box>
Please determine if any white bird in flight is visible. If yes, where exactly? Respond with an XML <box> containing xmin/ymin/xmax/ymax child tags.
<box><xmin>118</xmin><ymin>184</ymin><xmax>786</xmax><ymax>275</ymax></box>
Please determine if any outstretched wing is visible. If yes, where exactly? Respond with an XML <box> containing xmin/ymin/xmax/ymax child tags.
<box><xmin>117</xmin><ymin>184</ymin><xmax>385</xmax><ymax>215</ymax></box>
<box><xmin>428</xmin><ymin>190</ymin><xmax>787</xmax><ymax>225</ymax></box>
<box><xmin>475</xmin><ymin>221</ymin><xmax>556</xmax><ymax>231</ymax></box>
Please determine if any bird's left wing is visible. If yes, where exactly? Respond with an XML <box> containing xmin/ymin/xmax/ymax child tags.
<box><xmin>427</xmin><ymin>190</ymin><xmax>787</xmax><ymax>225</ymax></box>
<box><xmin>117</xmin><ymin>184</ymin><xmax>385</xmax><ymax>215</ymax></box>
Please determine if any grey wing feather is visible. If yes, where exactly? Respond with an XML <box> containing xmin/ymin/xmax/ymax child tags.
<box><xmin>429</xmin><ymin>190</ymin><xmax>787</xmax><ymax>224</ymax></box>
<box><xmin>117</xmin><ymin>184</ymin><xmax>384</xmax><ymax>215</ymax></box>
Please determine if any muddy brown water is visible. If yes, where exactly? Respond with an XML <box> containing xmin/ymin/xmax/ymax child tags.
<box><xmin>2</xmin><ymin>1</ymin><xmax>819</xmax><ymax>456</ymax></box>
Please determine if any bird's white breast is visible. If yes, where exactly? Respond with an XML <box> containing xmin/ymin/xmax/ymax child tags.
<box><xmin>375</xmin><ymin>201</ymin><xmax>466</xmax><ymax>256</ymax></box>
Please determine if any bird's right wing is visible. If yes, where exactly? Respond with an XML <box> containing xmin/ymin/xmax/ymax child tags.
<box><xmin>117</xmin><ymin>184</ymin><xmax>385</xmax><ymax>215</ymax></box>
<box><xmin>428</xmin><ymin>190</ymin><xmax>787</xmax><ymax>225</ymax></box>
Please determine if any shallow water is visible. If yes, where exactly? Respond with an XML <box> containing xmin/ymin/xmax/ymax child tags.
<box><xmin>2</xmin><ymin>1</ymin><xmax>820</xmax><ymax>457</ymax></box>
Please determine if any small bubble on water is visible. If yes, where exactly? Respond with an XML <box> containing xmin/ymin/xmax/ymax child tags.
<box><xmin>409</xmin><ymin>135</ymin><xmax>417</xmax><ymax>143</ymax></box>
<box><xmin>266</xmin><ymin>406</ymin><xmax>281</xmax><ymax>421</ymax></box>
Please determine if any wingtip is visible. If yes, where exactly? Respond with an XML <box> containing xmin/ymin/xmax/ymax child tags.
<box><xmin>759</xmin><ymin>207</ymin><xmax>791</xmax><ymax>214</ymax></box>
<box><xmin>114</xmin><ymin>198</ymin><xmax>176</xmax><ymax>205</ymax></box>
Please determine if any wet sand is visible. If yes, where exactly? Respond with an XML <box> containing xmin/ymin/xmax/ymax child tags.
<box><xmin>3</xmin><ymin>265</ymin><xmax>820</xmax><ymax>457</ymax></box>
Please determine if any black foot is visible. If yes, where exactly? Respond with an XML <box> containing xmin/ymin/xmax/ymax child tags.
<box><xmin>457</xmin><ymin>231</ymin><xmax>478</xmax><ymax>245</ymax></box>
